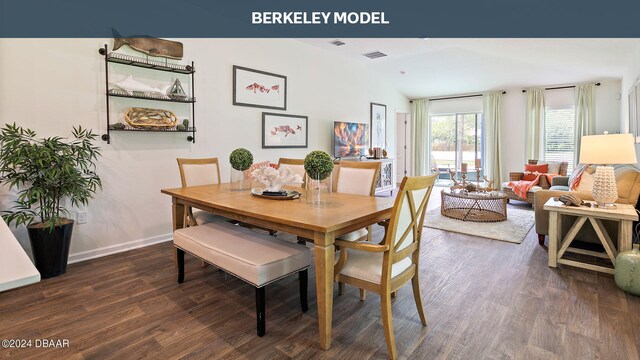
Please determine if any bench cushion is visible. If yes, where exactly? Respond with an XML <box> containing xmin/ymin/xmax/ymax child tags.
<box><xmin>174</xmin><ymin>222</ymin><xmax>311</xmax><ymax>287</ymax></box>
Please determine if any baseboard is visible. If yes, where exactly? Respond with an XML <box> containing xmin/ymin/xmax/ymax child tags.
<box><xmin>68</xmin><ymin>233</ymin><xmax>173</xmax><ymax>264</ymax></box>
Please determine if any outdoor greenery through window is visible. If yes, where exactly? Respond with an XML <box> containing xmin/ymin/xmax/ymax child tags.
<box><xmin>430</xmin><ymin>112</ymin><xmax>483</xmax><ymax>183</ymax></box>
<box><xmin>544</xmin><ymin>107</ymin><xmax>575</xmax><ymax>171</ymax></box>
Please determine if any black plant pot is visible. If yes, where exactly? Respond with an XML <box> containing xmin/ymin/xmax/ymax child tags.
<box><xmin>27</xmin><ymin>220</ymin><xmax>74</xmax><ymax>279</ymax></box>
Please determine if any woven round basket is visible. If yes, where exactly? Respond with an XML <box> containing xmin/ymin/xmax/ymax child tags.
<box><xmin>124</xmin><ymin>108</ymin><xmax>178</xmax><ymax>129</ymax></box>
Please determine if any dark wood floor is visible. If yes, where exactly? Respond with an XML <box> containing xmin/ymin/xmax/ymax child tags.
<box><xmin>1</xmin><ymin>222</ymin><xmax>640</xmax><ymax>359</ymax></box>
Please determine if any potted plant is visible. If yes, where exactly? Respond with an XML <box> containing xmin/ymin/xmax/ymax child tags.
<box><xmin>229</xmin><ymin>148</ymin><xmax>253</xmax><ymax>190</ymax></box>
<box><xmin>0</xmin><ymin>124</ymin><xmax>102</xmax><ymax>278</ymax></box>
<box><xmin>304</xmin><ymin>150</ymin><xmax>334</xmax><ymax>205</ymax></box>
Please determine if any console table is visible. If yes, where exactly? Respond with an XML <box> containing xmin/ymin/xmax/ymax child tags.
<box><xmin>373</xmin><ymin>158</ymin><xmax>395</xmax><ymax>195</ymax></box>
<box><xmin>544</xmin><ymin>199</ymin><xmax>638</xmax><ymax>274</ymax></box>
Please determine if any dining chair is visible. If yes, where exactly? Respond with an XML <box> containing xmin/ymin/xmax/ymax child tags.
<box><xmin>278</xmin><ymin>158</ymin><xmax>308</xmax><ymax>244</ymax></box>
<box><xmin>277</xmin><ymin>158</ymin><xmax>306</xmax><ymax>188</ymax></box>
<box><xmin>335</xmin><ymin>160</ymin><xmax>381</xmax><ymax>241</ymax></box>
<box><xmin>333</xmin><ymin>174</ymin><xmax>436</xmax><ymax>359</ymax></box>
<box><xmin>334</xmin><ymin>160</ymin><xmax>381</xmax><ymax>299</ymax></box>
<box><xmin>177</xmin><ymin>157</ymin><xmax>223</xmax><ymax>226</ymax></box>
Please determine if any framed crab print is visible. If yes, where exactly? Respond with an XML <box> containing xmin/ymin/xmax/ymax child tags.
<box><xmin>233</xmin><ymin>65</ymin><xmax>287</xmax><ymax>110</ymax></box>
<box><xmin>262</xmin><ymin>112</ymin><xmax>308</xmax><ymax>149</ymax></box>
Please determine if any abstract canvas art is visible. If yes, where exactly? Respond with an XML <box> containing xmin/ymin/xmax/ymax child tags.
<box><xmin>333</xmin><ymin>121</ymin><xmax>369</xmax><ymax>158</ymax></box>
<box><xmin>262</xmin><ymin>112</ymin><xmax>307</xmax><ymax>148</ymax></box>
<box><xmin>233</xmin><ymin>66</ymin><xmax>287</xmax><ymax>110</ymax></box>
<box><xmin>370</xmin><ymin>102</ymin><xmax>387</xmax><ymax>148</ymax></box>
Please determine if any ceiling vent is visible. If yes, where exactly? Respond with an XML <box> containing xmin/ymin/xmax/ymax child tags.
<box><xmin>329</xmin><ymin>39</ymin><xmax>346</xmax><ymax>46</ymax></box>
<box><xmin>362</xmin><ymin>51</ymin><xmax>387</xmax><ymax>60</ymax></box>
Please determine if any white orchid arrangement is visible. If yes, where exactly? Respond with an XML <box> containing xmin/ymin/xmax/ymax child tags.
<box><xmin>251</xmin><ymin>166</ymin><xmax>302</xmax><ymax>192</ymax></box>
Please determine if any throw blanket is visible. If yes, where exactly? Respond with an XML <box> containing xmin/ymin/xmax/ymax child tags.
<box><xmin>507</xmin><ymin>173</ymin><xmax>557</xmax><ymax>199</ymax></box>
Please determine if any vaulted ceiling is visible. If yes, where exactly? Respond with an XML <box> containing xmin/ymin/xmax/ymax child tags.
<box><xmin>298</xmin><ymin>39</ymin><xmax>640</xmax><ymax>98</ymax></box>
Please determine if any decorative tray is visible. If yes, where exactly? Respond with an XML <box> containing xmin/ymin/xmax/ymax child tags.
<box><xmin>251</xmin><ymin>188</ymin><xmax>301</xmax><ymax>200</ymax></box>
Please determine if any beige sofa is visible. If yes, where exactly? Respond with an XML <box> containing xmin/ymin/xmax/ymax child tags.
<box><xmin>534</xmin><ymin>164</ymin><xmax>640</xmax><ymax>246</ymax></box>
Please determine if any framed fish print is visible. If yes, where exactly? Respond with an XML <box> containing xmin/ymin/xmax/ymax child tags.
<box><xmin>233</xmin><ymin>65</ymin><xmax>287</xmax><ymax>110</ymax></box>
<box><xmin>370</xmin><ymin>102</ymin><xmax>387</xmax><ymax>148</ymax></box>
<box><xmin>262</xmin><ymin>112</ymin><xmax>308</xmax><ymax>149</ymax></box>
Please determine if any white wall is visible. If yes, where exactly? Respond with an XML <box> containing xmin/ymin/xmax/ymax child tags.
<box><xmin>621</xmin><ymin>46</ymin><xmax>640</xmax><ymax>133</ymax></box>
<box><xmin>429</xmin><ymin>96</ymin><xmax>483</xmax><ymax>115</ymax></box>
<box><xmin>0</xmin><ymin>38</ymin><xmax>408</xmax><ymax>262</ymax></box>
<box><xmin>424</xmin><ymin>80</ymin><xmax>622</xmax><ymax>181</ymax></box>
<box><xmin>620</xmin><ymin>44</ymin><xmax>640</xmax><ymax>163</ymax></box>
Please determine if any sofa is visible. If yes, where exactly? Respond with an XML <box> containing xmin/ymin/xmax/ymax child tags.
<box><xmin>502</xmin><ymin>160</ymin><xmax>568</xmax><ymax>204</ymax></box>
<box><xmin>534</xmin><ymin>164</ymin><xmax>640</xmax><ymax>246</ymax></box>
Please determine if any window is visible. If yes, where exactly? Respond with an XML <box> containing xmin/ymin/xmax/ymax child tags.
<box><xmin>544</xmin><ymin>107</ymin><xmax>575</xmax><ymax>171</ymax></box>
<box><xmin>430</xmin><ymin>112</ymin><xmax>483</xmax><ymax>183</ymax></box>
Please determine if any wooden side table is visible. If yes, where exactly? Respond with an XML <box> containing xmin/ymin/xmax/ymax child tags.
<box><xmin>544</xmin><ymin>198</ymin><xmax>638</xmax><ymax>274</ymax></box>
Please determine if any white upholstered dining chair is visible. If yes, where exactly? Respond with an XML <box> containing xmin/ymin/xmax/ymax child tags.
<box><xmin>334</xmin><ymin>160</ymin><xmax>381</xmax><ymax>299</ymax></box>
<box><xmin>335</xmin><ymin>160</ymin><xmax>381</xmax><ymax>242</ymax></box>
<box><xmin>277</xmin><ymin>158</ymin><xmax>306</xmax><ymax>188</ymax></box>
<box><xmin>176</xmin><ymin>157</ymin><xmax>223</xmax><ymax>226</ymax></box>
<box><xmin>334</xmin><ymin>174</ymin><xmax>436</xmax><ymax>359</ymax></box>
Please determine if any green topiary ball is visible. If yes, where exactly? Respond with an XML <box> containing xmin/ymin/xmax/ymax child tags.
<box><xmin>229</xmin><ymin>148</ymin><xmax>253</xmax><ymax>171</ymax></box>
<box><xmin>182</xmin><ymin>119</ymin><xmax>189</xmax><ymax>128</ymax></box>
<box><xmin>304</xmin><ymin>151</ymin><xmax>334</xmax><ymax>180</ymax></box>
<box><xmin>176</xmin><ymin>124</ymin><xmax>186</xmax><ymax>131</ymax></box>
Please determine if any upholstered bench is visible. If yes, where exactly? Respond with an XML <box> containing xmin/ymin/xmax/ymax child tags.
<box><xmin>173</xmin><ymin>221</ymin><xmax>311</xmax><ymax>336</ymax></box>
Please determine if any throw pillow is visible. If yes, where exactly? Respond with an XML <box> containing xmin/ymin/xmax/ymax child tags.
<box><xmin>577</xmin><ymin>171</ymin><xmax>595</xmax><ymax>192</ymax></box>
<box><xmin>538</xmin><ymin>161</ymin><xmax>562</xmax><ymax>175</ymax></box>
<box><xmin>523</xmin><ymin>164</ymin><xmax>549</xmax><ymax>181</ymax></box>
<box><xmin>569</xmin><ymin>164</ymin><xmax>588</xmax><ymax>190</ymax></box>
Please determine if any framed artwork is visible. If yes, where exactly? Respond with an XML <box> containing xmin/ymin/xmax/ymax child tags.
<box><xmin>233</xmin><ymin>65</ymin><xmax>287</xmax><ymax>110</ymax></box>
<box><xmin>370</xmin><ymin>102</ymin><xmax>387</xmax><ymax>148</ymax></box>
<box><xmin>262</xmin><ymin>112</ymin><xmax>308</xmax><ymax>148</ymax></box>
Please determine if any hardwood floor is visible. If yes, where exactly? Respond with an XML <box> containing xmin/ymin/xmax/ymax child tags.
<box><xmin>2</xmin><ymin>219</ymin><xmax>640</xmax><ymax>359</ymax></box>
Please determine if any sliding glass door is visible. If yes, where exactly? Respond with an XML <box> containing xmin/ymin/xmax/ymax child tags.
<box><xmin>430</xmin><ymin>112</ymin><xmax>484</xmax><ymax>183</ymax></box>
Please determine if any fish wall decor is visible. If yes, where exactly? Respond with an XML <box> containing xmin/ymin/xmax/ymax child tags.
<box><xmin>112</xmin><ymin>28</ymin><xmax>183</xmax><ymax>60</ymax></box>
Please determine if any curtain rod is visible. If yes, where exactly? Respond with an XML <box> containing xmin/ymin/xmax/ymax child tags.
<box><xmin>409</xmin><ymin>91</ymin><xmax>506</xmax><ymax>103</ymax></box>
<box><xmin>521</xmin><ymin>82</ymin><xmax>601</xmax><ymax>93</ymax></box>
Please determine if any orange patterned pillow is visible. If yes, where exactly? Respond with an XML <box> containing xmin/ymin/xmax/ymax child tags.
<box><xmin>523</xmin><ymin>164</ymin><xmax>548</xmax><ymax>181</ymax></box>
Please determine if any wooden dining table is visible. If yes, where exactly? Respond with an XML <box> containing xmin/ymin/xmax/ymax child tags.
<box><xmin>161</xmin><ymin>183</ymin><xmax>395</xmax><ymax>350</ymax></box>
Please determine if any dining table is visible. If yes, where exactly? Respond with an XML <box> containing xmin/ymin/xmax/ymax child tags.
<box><xmin>161</xmin><ymin>183</ymin><xmax>395</xmax><ymax>350</ymax></box>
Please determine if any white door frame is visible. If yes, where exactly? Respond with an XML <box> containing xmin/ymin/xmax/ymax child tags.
<box><xmin>396</xmin><ymin>110</ymin><xmax>412</xmax><ymax>182</ymax></box>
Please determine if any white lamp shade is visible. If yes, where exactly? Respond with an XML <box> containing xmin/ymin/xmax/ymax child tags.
<box><xmin>579</xmin><ymin>133</ymin><xmax>637</xmax><ymax>165</ymax></box>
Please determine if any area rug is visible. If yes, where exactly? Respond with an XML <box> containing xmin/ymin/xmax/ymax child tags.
<box><xmin>423</xmin><ymin>206</ymin><xmax>535</xmax><ymax>244</ymax></box>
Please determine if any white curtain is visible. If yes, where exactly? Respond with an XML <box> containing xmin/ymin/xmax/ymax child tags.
<box><xmin>483</xmin><ymin>92</ymin><xmax>504</xmax><ymax>185</ymax></box>
<box><xmin>574</xmin><ymin>84</ymin><xmax>596</xmax><ymax>165</ymax></box>
<box><xmin>411</xmin><ymin>99</ymin><xmax>430</xmax><ymax>176</ymax></box>
<box><xmin>525</xmin><ymin>88</ymin><xmax>545</xmax><ymax>161</ymax></box>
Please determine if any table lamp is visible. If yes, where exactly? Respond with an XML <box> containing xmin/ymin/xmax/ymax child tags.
<box><xmin>578</xmin><ymin>133</ymin><xmax>637</xmax><ymax>208</ymax></box>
